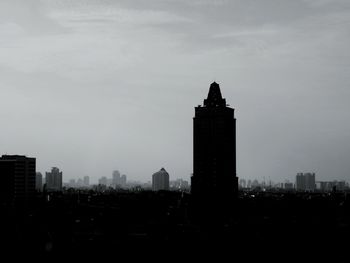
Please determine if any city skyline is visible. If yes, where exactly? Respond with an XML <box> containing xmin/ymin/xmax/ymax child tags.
<box><xmin>1</xmin><ymin>1</ymin><xmax>350</xmax><ymax>183</ymax></box>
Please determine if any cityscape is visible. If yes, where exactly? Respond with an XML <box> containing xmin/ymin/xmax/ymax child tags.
<box><xmin>10</xmin><ymin>156</ymin><xmax>350</xmax><ymax>196</ymax></box>
<box><xmin>1</xmin><ymin>83</ymin><xmax>350</xmax><ymax>262</ymax></box>
<box><xmin>34</xmin><ymin>168</ymin><xmax>350</xmax><ymax>193</ymax></box>
<box><xmin>1</xmin><ymin>1</ymin><xmax>350</xmax><ymax>262</ymax></box>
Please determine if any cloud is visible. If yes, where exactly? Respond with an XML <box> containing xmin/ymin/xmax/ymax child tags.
<box><xmin>0</xmin><ymin>0</ymin><xmax>66</xmax><ymax>35</ymax></box>
<box><xmin>1</xmin><ymin>1</ymin><xmax>350</xmax><ymax>182</ymax></box>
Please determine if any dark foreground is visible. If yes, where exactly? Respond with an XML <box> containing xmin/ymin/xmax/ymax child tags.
<box><xmin>1</xmin><ymin>190</ymin><xmax>349</xmax><ymax>262</ymax></box>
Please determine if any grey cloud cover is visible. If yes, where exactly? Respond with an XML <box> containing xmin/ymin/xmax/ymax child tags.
<box><xmin>1</xmin><ymin>0</ymin><xmax>350</xmax><ymax>183</ymax></box>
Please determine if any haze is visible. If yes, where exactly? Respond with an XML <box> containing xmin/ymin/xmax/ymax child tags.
<box><xmin>1</xmin><ymin>0</ymin><xmax>350</xmax><ymax>184</ymax></box>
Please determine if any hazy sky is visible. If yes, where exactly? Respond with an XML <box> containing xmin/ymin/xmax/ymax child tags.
<box><xmin>1</xmin><ymin>0</ymin><xmax>350</xmax><ymax>184</ymax></box>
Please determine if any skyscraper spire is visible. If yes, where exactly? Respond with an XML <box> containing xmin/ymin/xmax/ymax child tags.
<box><xmin>203</xmin><ymin>82</ymin><xmax>226</xmax><ymax>107</ymax></box>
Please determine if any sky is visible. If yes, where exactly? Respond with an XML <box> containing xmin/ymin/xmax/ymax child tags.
<box><xmin>1</xmin><ymin>0</ymin><xmax>350</xmax><ymax>184</ymax></box>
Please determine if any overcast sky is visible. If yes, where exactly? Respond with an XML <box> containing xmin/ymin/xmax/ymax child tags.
<box><xmin>1</xmin><ymin>0</ymin><xmax>350</xmax><ymax>184</ymax></box>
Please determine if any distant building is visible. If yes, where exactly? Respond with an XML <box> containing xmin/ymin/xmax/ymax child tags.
<box><xmin>239</xmin><ymin>179</ymin><xmax>247</xmax><ymax>189</ymax></box>
<box><xmin>111</xmin><ymin>170</ymin><xmax>127</xmax><ymax>188</ymax></box>
<box><xmin>319</xmin><ymin>181</ymin><xmax>328</xmax><ymax>191</ymax></box>
<box><xmin>152</xmin><ymin>168</ymin><xmax>169</xmax><ymax>191</ymax></box>
<box><xmin>83</xmin><ymin>176</ymin><xmax>90</xmax><ymax>187</ymax></box>
<box><xmin>0</xmin><ymin>155</ymin><xmax>36</xmax><ymax>204</ymax></box>
<box><xmin>95</xmin><ymin>184</ymin><xmax>107</xmax><ymax>192</ymax></box>
<box><xmin>98</xmin><ymin>176</ymin><xmax>108</xmax><ymax>186</ymax></box>
<box><xmin>318</xmin><ymin>180</ymin><xmax>346</xmax><ymax>192</ymax></box>
<box><xmin>77</xmin><ymin>178</ymin><xmax>84</xmax><ymax>187</ymax></box>
<box><xmin>45</xmin><ymin>167</ymin><xmax>63</xmax><ymax>191</ymax></box>
<box><xmin>247</xmin><ymin>180</ymin><xmax>252</xmax><ymax>189</ymax></box>
<box><xmin>36</xmin><ymin>172</ymin><xmax>43</xmax><ymax>191</ymax></box>
<box><xmin>284</xmin><ymin>182</ymin><xmax>294</xmax><ymax>190</ymax></box>
<box><xmin>296</xmin><ymin>173</ymin><xmax>315</xmax><ymax>191</ymax></box>
<box><xmin>68</xmin><ymin>179</ymin><xmax>76</xmax><ymax>188</ymax></box>
<box><xmin>112</xmin><ymin>170</ymin><xmax>121</xmax><ymax>187</ymax></box>
<box><xmin>120</xmin><ymin>174</ymin><xmax>127</xmax><ymax>188</ymax></box>
<box><xmin>107</xmin><ymin>178</ymin><xmax>113</xmax><ymax>187</ymax></box>
<box><xmin>170</xmin><ymin>179</ymin><xmax>189</xmax><ymax>190</ymax></box>
<box><xmin>191</xmin><ymin>82</ymin><xmax>238</xmax><ymax>203</ymax></box>
<box><xmin>336</xmin><ymin>181</ymin><xmax>346</xmax><ymax>191</ymax></box>
<box><xmin>251</xmin><ymin>179</ymin><xmax>260</xmax><ymax>189</ymax></box>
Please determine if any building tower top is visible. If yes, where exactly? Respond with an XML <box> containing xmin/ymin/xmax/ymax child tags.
<box><xmin>203</xmin><ymin>82</ymin><xmax>226</xmax><ymax>107</ymax></box>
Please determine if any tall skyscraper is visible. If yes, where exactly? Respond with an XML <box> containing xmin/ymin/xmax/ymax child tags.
<box><xmin>152</xmin><ymin>168</ymin><xmax>169</xmax><ymax>191</ymax></box>
<box><xmin>0</xmin><ymin>155</ymin><xmax>36</xmax><ymax>204</ymax></box>
<box><xmin>191</xmin><ymin>82</ymin><xmax>238</xmax><ymax>204</ymax></box>
<box><xmin>45</xmin><ymin>167</ymin><xmax>63</xmax><ymax>191</ymax></box>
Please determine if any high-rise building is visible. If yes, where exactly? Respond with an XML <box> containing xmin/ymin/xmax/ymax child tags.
<box><xmin>113</xmin><ymin>170</ymin><xmax>121</xmax><ymax>186</ymax></box>
<box><xmin>152</xmin><ymin>168</ymin><xmax>169</xmax><ymax>191</ymax></box>
<box><xmin>0</xmin><ymin>155</ymin><xmax>36</xmax><ymax>204</ymax></box>
<box><xmin>36</xmin><ymin>172</ymin><xmax>43</xmax><ymax>191</ymax></box>
<box><xmin>120</xmin><ymin>174</ymin><xmax>127</xmax><ymax>188</ymax></box>
<box><xmin>191</xmin><ymin>82</ymin><xmax>238</xmax><ymax>203</ymax></box>
<box><xmin>296</xmin><ymin>173</ymin><xmax>315</xmax><ymax>191</ymax></box>
<box><xmin>45</xmin><ymin>167</ymin><xmax>63</xmax><ymax>191</ymax></box>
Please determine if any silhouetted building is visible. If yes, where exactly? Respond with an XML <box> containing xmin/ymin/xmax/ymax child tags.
<box><xmin>45</xmin><ymin>167</ymin><xmax>63</xmax><ymax>191</ymax></box>
<box><xmin>191</xmin><ymin>82</ymin><xmax>238</xmax><ymax>203</ymax></box>
<box><xmin>0</xmin><ymin>155</ymin><xmax>36</xmax><ymax>203</ymax></box>
<box><xmin>296</xmin><ymin>173</ymin><xmax>315</xmax><ymax>191</ymax></box>
<box><xmin>36</xmin><ymin>172</ymin><xmax>43</xmax><ymax>191</ymax></box>
<box><xmin>152</xmin><ymin>168</ymin><xmax>169</xmax><ymax>191</ymax></box>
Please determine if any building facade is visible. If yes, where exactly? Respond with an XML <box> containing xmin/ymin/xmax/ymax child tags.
<box><xmin>296</xmin><ymin>172</ymin><xmax>316</xmax><ymax>191</ymax></box>
<box><xmin>0</xmin><ymin>155</ymin><xmax>36</xmax><ymax>203</ymax></box>
<box><xmin>152</xmin><ymin>168</ymin><xmax>169</xmax><ymax>191</ymax></box>
<box><xmin>112</xmin><ymin>170</ymin><xmax>127</xmax><ymax>188</ymax></box>
<box><xmin>45</xmin><ymin>167</ymin><xmax>63</xmax><ymax>191</ymax></box>
<box><xmin>112</xmin><ymin>170</ymin><xmax>121</xmax><ymax>187</ymax></box>
<box><xmin>191</xmin><ymin>82</ymin><xmax>238</xmax><ymax>203</ymax></box>
<box><xmin>36</xmin><ymin>172</ymin><xmax>43</xmax><ymax>191</ymax></box>
<box><xmin>120</xmin><ymin>174</ymin><xmax>127</xmax><ymax>188</ymax></box>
